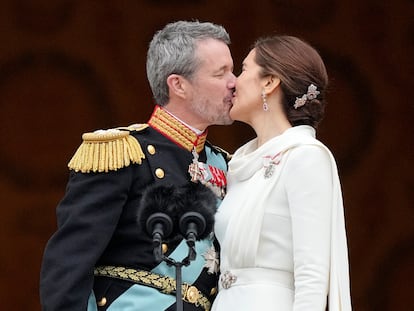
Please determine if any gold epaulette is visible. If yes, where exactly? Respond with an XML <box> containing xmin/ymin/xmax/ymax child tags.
<box><xmin>68</xmin><ymin>124</ymin><xmax>148</xmax><ymax>173</ymax></box>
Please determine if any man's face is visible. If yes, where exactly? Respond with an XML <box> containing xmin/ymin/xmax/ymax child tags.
<box><xmin>188</xmin><ymin>38</ymin><xmax>236</xmax><ymax>128</ymax></box>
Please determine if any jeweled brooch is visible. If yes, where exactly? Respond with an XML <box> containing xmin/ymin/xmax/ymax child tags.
<box><xmin>262</xmin><ymin>152</ymin><xmax>283</xmax><ymax>178</ymax></box>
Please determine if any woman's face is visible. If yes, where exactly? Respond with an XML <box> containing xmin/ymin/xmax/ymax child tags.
<box><xmin>230</xmin><ymin>49</ymin><xmax>264</xmax><ymax>123</ymax></box>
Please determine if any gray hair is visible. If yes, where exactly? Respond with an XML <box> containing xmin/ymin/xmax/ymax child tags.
<box><xmin>146</xmin><ymin>20</ymin><xmax>231</xmax><ymax>106</ymax></box>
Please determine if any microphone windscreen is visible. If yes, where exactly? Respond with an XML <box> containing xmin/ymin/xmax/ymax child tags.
<box><xmin>137</xmin><ymin>183</ymin><xmax>183</xmax><ymax>235</ymax></box>
<box><xmin>179</xmin><ymin>182</ymin><xmax>218</xmax><ymax>239</ymax></box>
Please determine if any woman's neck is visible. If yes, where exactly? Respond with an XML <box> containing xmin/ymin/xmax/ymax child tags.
<box><xmin>252</xmin><ymin>113</ymin><xmax>291</xmax><ymax>148</ymax></box>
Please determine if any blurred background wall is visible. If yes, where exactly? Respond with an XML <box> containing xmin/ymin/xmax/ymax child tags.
<box><xmin>0</xmin><ymin>0</ymin><xmax>412</xmax><ymax>310</ymax></box>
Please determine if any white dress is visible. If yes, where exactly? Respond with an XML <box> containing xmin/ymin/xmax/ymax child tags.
<box><xmin>212</xmin><ymin>126</ymin><xmax>351</xmax><ymax>311</ymax></box>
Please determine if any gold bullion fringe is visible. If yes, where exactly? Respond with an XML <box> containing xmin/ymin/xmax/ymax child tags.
<box><xmin>68</xmin><ymin>130</ymin><xmax>145</xmax><ymax>173</ymax></box>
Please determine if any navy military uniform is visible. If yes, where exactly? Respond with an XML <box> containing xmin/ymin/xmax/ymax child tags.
<box><xmin>40</xmin><ymin>106</ymin><xmax>229</xmax><ymax>311</ymax></box>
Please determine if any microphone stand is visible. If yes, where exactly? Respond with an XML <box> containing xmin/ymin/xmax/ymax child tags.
<box><xmin>154</xmin><ymin>241</ymin><xmax>197</xmax><ymax>311</ymax></box>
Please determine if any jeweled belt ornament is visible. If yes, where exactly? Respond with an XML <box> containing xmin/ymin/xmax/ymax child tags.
<box><xmin>220</xmin><ymin>271</ymin><xmax>237</xmax><ymax>289</ymax></box>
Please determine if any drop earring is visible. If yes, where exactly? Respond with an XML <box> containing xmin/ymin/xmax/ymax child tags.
<box><xmin>261</xmin><ymin>90</ymin><xmax>268</xmax><ymax>111</ymax></box>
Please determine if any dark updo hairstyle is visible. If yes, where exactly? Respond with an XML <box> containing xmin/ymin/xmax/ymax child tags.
<box><xmin>254</xmin><ymin>35</ymin><xmax>328</xmax><ymax>128</ymax></box>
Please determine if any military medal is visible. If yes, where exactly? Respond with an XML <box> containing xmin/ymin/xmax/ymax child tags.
<box><xmin>264</xmin><ymin>162</ymin><xmax>275</xmax><ymax>178</ymax></box>
<box><xmin>189</xmin><ymin>147</ymin><xmax>204</xmax><ymax>182</ymax></box>
<box><xmin>202</xmin><ymin>245</ymin><xmax>219</xmax><ymax>274</ymax></box>
<box><xmin>263</xmin><ymin>152</ymin><xmax>283</xmax><ymax>179</ymax></box>
<box><xmin>188</xmin><ymin>147</ymin><xmax>227</xmax><ymax>199</ymax></box>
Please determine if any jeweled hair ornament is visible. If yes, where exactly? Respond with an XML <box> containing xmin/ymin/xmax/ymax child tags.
<box><xmin>294</xmin><ymin>84</ymin><xmax>320</xmax><ymax>109</ymax></box>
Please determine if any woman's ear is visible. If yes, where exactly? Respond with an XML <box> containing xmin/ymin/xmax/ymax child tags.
<box><xmin>167</xmin><ymin>74</ymin><xmax>187</xmax><ymax>99</ymax></box>
<box><xmin>263</xmin><ymin>75</ymin><xmax>281</xmax><ymax>95</ymax></box>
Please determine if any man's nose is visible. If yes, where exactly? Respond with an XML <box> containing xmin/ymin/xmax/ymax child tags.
<box><xmin>228</xmin><ymin>72</ymin><xmax>236</xmax><ymax>88</ymax></box>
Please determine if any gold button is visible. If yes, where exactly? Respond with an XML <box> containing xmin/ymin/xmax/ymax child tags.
<box><xmin>155</xmin><ymin>168</ymin><xmax>165</xmax><ymax>179</ymax></box>
<box><xmin>147</xmin><ymin>144</ymin><xmax>156</xmax><ymax>155</ymax></box>
<box><xmin>185</xmin><ymin>286</ymin><xmax>200</xmax><ymax>303</ymax></box>
<box><xmin>210</xmin><ymin>287</ymin><xmax>217</xmax><ymax>296</ymax></box>
<box><xmin>162</xmin><ymin>243</ymin><xmax>168</xmax><ymax>254</ymax></box>
<box><xmin>97</xmin><ymin>297</ymin><xmax>107</xmax><ymax>307</ymax></box>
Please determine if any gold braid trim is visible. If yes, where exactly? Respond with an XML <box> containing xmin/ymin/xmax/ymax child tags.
<box><xmin>68</xmin><ymin>129</ymin><xmax>145</xmax><ymax>173</ymax></box>
<box><xmin>94</xmin><ymin>265</ymin><xmax>212</xmax><ymax>311</ymax></box>
<box><xmin>149</xmin><ymin>106</ymin><xmax>207</xmax><ymax>153</ymax></box>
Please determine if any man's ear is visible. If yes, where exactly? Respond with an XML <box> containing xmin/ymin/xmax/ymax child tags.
<box><xmin>263</xmin><ymin>75</ymin><xmax>281</xmax><ymax>95</ymax></box>
<box><xmin>167</xmin><ymin>74</ymin><xmax>187</xmax><ymax>99</ymax></box>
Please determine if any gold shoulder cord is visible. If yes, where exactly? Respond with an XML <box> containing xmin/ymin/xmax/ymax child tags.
<box><xmin>68</xmin><ymin>124</ymin><xmax>148</xmax><ymax>173</ymax></box>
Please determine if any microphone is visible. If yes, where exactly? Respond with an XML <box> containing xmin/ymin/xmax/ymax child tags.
<box><xmin>138</xmin><ymin>182</ymin><xmax>218</xmax><ymax>311</ymax></box>
<box><xmin>146</xmin><ymin>212</ymin><xmax>173</xmax><ymax>248</ymax></box>
<box><xmin>177</xmin><ymin>182</ymin><xmax>218</xmax><ymax>247</ymax></box>
<box><xmin>179</xmin><ymin>211</ymin><xmax>205</xmax><ymax>247</ymax></box>
<box><xmin>138</xmin><ymin>182</ymin><xmax>217</xmax><ymax>262</ymax></box>
<box><xmin>138</xmin><ymin>184</ymin><xmax>183</xmax><ymax>261</ymax></box>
